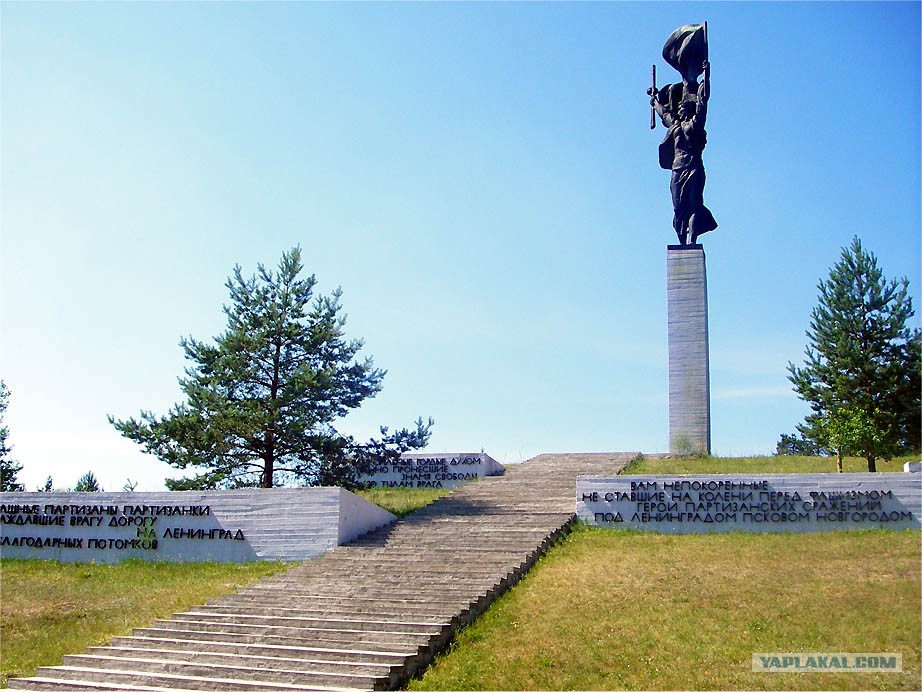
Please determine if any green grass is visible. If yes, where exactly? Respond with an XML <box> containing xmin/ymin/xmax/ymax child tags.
<box><xmin>0</xmin><ymin>559</ymin><xmax>287</xmax><ymax>686</ymax></box>
<box><xmin>356</xmin><ymin>486</ymin><xmax>452</xmax><ymax>517</ymax></box>
<box><xmin>410</xmin><ymin>525</ymin><xmax>921</xmax><ymax>690</ymax></box>
<box><xmin>623</xmin><ymin>454</ymin><xmax>916</xmax><ymax>475</ymax></box>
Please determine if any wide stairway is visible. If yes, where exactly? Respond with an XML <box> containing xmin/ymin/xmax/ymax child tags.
<box><xmin>9</xmin><ymin>452</ymin><xmax>633</xmax><ymax>691</ymax></box>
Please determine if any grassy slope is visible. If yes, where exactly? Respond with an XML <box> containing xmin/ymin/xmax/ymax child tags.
<box><xmin>624</xmin><ymin>454</ymin><xmax>916</xmax><ymax>475</ymax></box>
<box><xmin>355</xmin><ymin>486</ymin><xmax>451</xmax><ymax>517</ymax></box>
<box><xmin>411</xmin><ymin>526</ymin><xmax>921</xmax><ymax>690</ymax></box>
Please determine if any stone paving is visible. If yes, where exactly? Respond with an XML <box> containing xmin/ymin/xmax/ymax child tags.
<box><xmin>8</xmin><ymin>453</ymin><xmax>633</xmax><ymax>691</ymax></box>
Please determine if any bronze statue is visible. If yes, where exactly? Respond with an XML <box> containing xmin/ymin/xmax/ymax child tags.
<box><xmin>649</xmin><ymin>24</ymin><xmax>717</xmax><ymax>246</ymax></box>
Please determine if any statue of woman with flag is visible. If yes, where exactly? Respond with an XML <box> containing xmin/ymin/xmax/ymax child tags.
<box><xmin>649</xmin><ymin>24</ymin><xmax>718</xmax><ymax>246</ymax></box>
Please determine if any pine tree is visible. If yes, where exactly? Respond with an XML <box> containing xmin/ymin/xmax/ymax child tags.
<box><xmin>111</xmin><ymin>247</ymin><xmax>432</xmax><ymax>489</ymax></box>
<box><xmin>74</xmin><ymin>471</ymin><xmax>102</xmax><ymax>492</ymax></box>
<box><xmin>0</xmin><ymin>381</ymin><xmax>24</xmax><ymax>492</ymax></box>
<box><xmin>787</xmin><ymin>237</ymin><xmax>920</xmax><ymax>471</ymax></box>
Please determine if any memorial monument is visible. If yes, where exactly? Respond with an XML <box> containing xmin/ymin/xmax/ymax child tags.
<box><xmin>649</xmin><ymin>23</ymin><xmax>715</xmax><ymax>454</ymax></box>
<box><xmin>356</xmin><ymin>452</ymin><xmax>505</xmax><ymax>489</ymax></box>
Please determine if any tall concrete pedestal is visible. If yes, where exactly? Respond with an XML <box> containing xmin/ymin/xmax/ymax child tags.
<box><xmin>667</xmin><ymin>245</ymin><xmax>711</xmax><ymax>454</ymax></box>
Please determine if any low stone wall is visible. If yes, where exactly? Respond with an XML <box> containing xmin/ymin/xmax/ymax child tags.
<box><xmin>357</xmin><ymin>452</ymin><xmax>504</xmax><ymax>489</ymax></box>
<box><xmin>0</xmin><ymin>487</ymin><xmax>395</xmax><ymax>563</ymax></box>
<box><xmin>577</xmin><ymin>473</ymin><xmax>921</xmax><ymax>533</ymax></box>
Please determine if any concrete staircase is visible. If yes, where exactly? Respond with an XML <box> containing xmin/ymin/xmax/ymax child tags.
<box><xmin>8</xmin><ymin>453</ymin><xmax>633</xmax><ymax>691</ymax></box>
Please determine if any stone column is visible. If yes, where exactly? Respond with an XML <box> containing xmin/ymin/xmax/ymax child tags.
<box><xmin>667</xmin><ymin>245</ymin><xmax>711</xmax><ymax>454</ymax></box>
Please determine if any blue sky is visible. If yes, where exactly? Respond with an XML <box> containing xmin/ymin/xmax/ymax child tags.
<box><xmin>2</xmin><ymin>1</ymin><xmax>919</xmax><ymax>491</ymax></box>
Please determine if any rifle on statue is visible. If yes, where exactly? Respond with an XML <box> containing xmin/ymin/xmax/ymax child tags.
<box><xmin>649</xmin><ymin>64</ymin><xmax>657</xmax><ymax>129</ymax></box>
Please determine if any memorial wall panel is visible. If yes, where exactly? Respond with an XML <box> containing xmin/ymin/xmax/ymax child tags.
<box><xmin>578</xmin><ymin>474</ymin><xmax>921</xmax><ymax>533</ymax></box>
<box><xmin>0</xmin><ymin>487</ymin><xmax>395</xmax><ymax>563</ymax></box>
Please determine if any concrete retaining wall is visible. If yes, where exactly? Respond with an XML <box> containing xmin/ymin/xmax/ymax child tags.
<box><xmin>356</xmin><ymin>452</ymin><xmax>504</xmax><ymax>489</ymax></box>
<box><xmin>0</xmin><ymin>487</ymin><xmax>395</xmax><ymax>563</ymax></box>
<box><xmin>578</xmin><ymin>473</ymin><xmax>921</xmax><ymax>533</ymax></box>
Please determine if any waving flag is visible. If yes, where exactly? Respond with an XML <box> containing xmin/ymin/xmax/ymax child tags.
<box><xmin>662</xmin><ymin>24</ymin><xmax>708</xmax><ymax>82</ymax></box>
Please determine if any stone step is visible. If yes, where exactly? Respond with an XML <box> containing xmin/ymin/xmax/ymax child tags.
<box><xmin>351</xmin><ymin>518</ymin><xmax>564</xmax><ymax>528</ymax></box>
<box><xmin>288</xmin><ymin>549</ymin><xmax>535</xmax><ymax>563</ymax></box>
<box><xmin>233</xmin><ymin>590</ymin><xmax>489</xmax><ymax>607</ymax></box>
<box><xmin>144</xmin><ymin>620</ymin><xmax>433</xmax><ymax>648</ymax></box>
<box><xmin>344</xmin><ymin>535</ymin><xmax>561</xmax><ymax>547</ymax></box>
<box><xmin>337</xmin><ymin>545</ymin><xmax>541</xmax><ymax>557</ymax></box>
<box><xmin>202</xmin><ymin>599</ymin><xmax>469</xmax><ymax>620</ymax></box>
<box><xmin>275</xmin><ymin>564</ymin><xmax>522</xmax><ymax>580</ymax></box>
<box><xmin>257</xmin><ymin>575</ymin><xmax>511</xmax><ymax>593</ymax></box>
<box><xmin>264</xmin><ymin>566</ymin><xmax>516</xmax><ymax>582</ymax></box>
<box><xmin>21</xmin><ymin>666</ymin><xmax>365</xmax><ymax>691</ymax></box>
<box><xmin>243</xmin><ymin>579</ymin><xmax>493</xmax><ymax>594</ymax></box>
<box><xmin>246</xmin><ymin>578</ymin><xmax>502</xmax><ymax>596</ymax></box>
<box><xmin>358</xmin><ymin>531</ymin><xmax>569</xmax><ymax>550</ymax></box>
<box><xmin>334</xmin><ymin>546</ymin><xmax>531</xmax><ymax>557</ymax></box>
<box><xmin>225</xmin><ymin>591</ymin><xmax>477</xmax><ymax>609</ymax></box>
<box><xmin>173</xmin><ymin>611</ymin><xmax>447</xmax><ymax>634</ymax></box>
<box><xmin>107</xmin><ymin>637</ymin><xmax>409</xmax><ymax>665</ymax></box>
<box><xmin>344</xmin><ymin>532</ymin><xmax>572</xmax><ymax>564</ymax></box>
<box><xmin>355</xmin><ymin>519</ymin><xmax>564</xmax><ymax>529</ymax></box>
<box><xmin>129</xmin><ymin>627</ymin><xmax>426</xmax><ymax>653</ymax></box>
<box><xmin>376</xmin><ymin>516</ymin><xmax>565</xmax><ymax>528</ymax></box>
<box><xmin>81</xmin><ymin>647</ymin><xmax>395</xmax><ymax>678</ymax></box>
<box><xmin>305</xmin><ymin>551</ymin><xmax>532</xmax><ymax>565</ymax></box>
<box><xmin>349</xmin><ymin>526</ymin><xmax>561</xmax><ymax>535</ymax></box>
<box><xmin>6</xmin><ymin>678</ymin><xmax>195</xmax><ymax>692</ymax></box>
<box><xmin>406</xmin><ymin>502</ymin><xmax>569</xmax><ymax>511</ymax></box>
<box><xmin>360</xmin><ymin>520</ymin><xmax>560</xmax><ymax>540</ymax></box>
<box><xmin>214</xmin><ymin>588</ymin><xmax>475</xmax><ymax>604</ymax></box>
<box><xmin>60</xmin><ymin>654</ymin><xmax>388</xmax><ymax>689</ymax></box>
<box><xmin>255</xmin><ymin>563</ymin><xmax>545</xmax><ymax>598</ymax></box>
<box><xmin>228</xmin><ymin>592</ymin><xmax>480</xmax><ymax>611</ymax></box>
<box><xmin>281</xmin><ymin>557</ymin><xmax>519</xmax><ymax>571</ymax></box>
<box><xmin>338</xmin><ymin>535</ymin><xmax>553</xmax><ymax>547</ymax></box>
<box><xmin>187</xmin><ymin>604</ymin><xmax>464</xmax><ymax>625</ymax></box>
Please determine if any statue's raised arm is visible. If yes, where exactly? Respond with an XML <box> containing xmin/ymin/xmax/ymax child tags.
<box><xmin>700</xmin><ymin>59</ymin><xmax>710</xmax><ymax>103</ymax></box>
<box><xmin>696</xmin><ymin>59</ymin><xmax>710</xmax><ymax>120</ymax></box>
